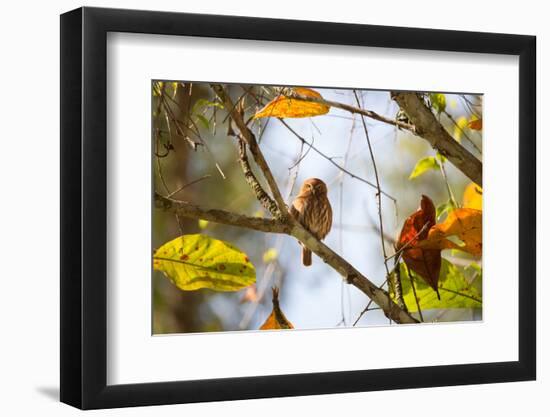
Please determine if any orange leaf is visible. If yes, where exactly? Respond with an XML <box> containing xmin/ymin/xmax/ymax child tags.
<box><xmin>254</xmin><ymin>88</ymin><xmax>330</xmax><ymax>119</ymax></box>
<box><xmin>418</xmin><ymin>208</ymin><xmax>482</xmax><ymax>258</ymax></box>
<box><xmin>463</xmin><ymin>182</ymin><xmax>482</xmax><ymax>210</ymax></box>
<box><xmin>468</xmin><ymin>118</ymin><xmax>483</xmax><ymax>130</ymax></box>
<box><xmin>396</xmin><ymin>195</ymin><xmax>441</xmax><ymax>295</ymax></box>
<box><xmin>260</xmin><ymin>287</ymin><xmax>294</xmax><ymax>330</ymax></box>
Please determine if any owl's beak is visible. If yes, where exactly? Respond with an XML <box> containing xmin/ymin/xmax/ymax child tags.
<box><xmin>308</xmin><ymin>183</ymin><xmax>316</xmax><ymax>196</ymax></box>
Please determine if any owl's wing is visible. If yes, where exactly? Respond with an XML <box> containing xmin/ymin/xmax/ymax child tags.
<box><xmin>325</xmin><ymin>199</ymin><xmax>333</xmax><ymax>233</ymax></box>
<box><xmin>289</xmin><ymin>201</ymin><xmax>300</xmax><ymax>220</ymax></box>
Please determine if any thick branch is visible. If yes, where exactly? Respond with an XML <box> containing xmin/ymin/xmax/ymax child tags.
<box><xmin>155</xmin><ymin>193</ymin><xmax>291</xmax><ymax>234</ymax></box>
<box><xmin>156</xmin><ymin>192</ymin><xmax>418</xmax><ymax>324</ymax></box>
<box><xmin>391</xmin><ymin>92</ymin><xmax>482</xmax><ymax>186</ymax></box>
<box><xmin>212</xmin><ymin>84</ymin><xmax>288</xmax><ymax>217</ymax></box>
<box><xmin>237</xmin><ymin>139</ymin><xmax>280</xmax><ymax>217</ymax></box>
<box><xmin>288</xmin><ymin>222</ymin><xmax>418</xmax><ymax>324</ymax></box>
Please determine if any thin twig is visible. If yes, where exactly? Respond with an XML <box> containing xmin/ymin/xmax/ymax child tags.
<box><xmin>439</xmin><ymin>287</ymin><xmax>482</xmax><ymax>303</ymax></box>
<box><xmin>166</xmin><ymin>175</ymin><xmax>212</xmax><ymax>198</ymax></box>
<box><xmin>443</xmin><ymin>110</ymin><xmax>482</xmax><ymax>154</ymax></box>
<box><xmin>354</xmin><ymin>90</ymin><xmax>401</xmax><ymax>315</ymax></box>
<box><xmin>404</xmin><ymin>263</ymin><xmax>424</xmax><ymax>322</ymax></box>
<box><xmin>278</xmin><ymin>88</ymin><xmax>415</xmax><ymax>131</ymax></box>
<box><xmin>278</xmin><ymin>119</ymin><xmax>397</xmax><ymax>203</ymax></box>
<box><xmin>437</xmin><ymin>157</ymin><xmax>458</xmax><ymax>208</ymax></box>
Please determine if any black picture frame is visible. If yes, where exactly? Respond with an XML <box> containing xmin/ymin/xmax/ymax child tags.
<box><xmin>60</xmin><ymin>6</ymin><xmax>536</xmax><ymax>410</ymax></box>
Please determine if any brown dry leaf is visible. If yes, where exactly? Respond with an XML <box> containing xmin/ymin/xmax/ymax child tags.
<box><xmin>396</xmin><ymin>195</ymin><xmax>441</xmax><ymax>295</ymax></box>
<box><xmin>418</xmin><ymin>208</ymin><xmax>482</xmax><ymax>258</ymax></box>
<box><xmin>254</xmin><ymin>88</ymin><xmax>330</xmax><ymax>119</ymax></box>
<box><xmin>463</xmin><ymin>182</ymin><xmax>482</xmax><ymax>210</ymax></box>
<box><xmin>468</xmin><ymin>118</ymin><xmax>483</xmax><ymax>130</ymax></box>
<box><xmin>259</xmin><ymin>287</ymin><xmax>294</xmax><ymax>330</ymax></box>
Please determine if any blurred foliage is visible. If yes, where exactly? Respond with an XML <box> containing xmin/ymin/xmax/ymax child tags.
<box><xmin>397</xmin><ymin>260</ymin><xmax>482</xmax><ymax>314</ymax></box>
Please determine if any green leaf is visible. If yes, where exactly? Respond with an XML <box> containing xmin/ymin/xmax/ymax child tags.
<box><xmin>171</xmin><ymin>82</ymin><xmax>178</xmax><ymax>98</ymax></box>
<box><xmin>436</xmin><ymin>200</ymin><xmax>454</xmax><ymax>221</ymax></box>
<box><xmin>196</xmin><ymin>114</ymin><xmax>210</xmax><ymax>130</ymax></box>
<box><xmin>398</xmin><ymin>259</ymin><xmax>482</xmax><ymax>312</ymax></box>
<box><xmin>429</xmin><ymin>93</ymin><xmax>447</xmax><ymax>114</ymax></box>
<box><xmin>192</xmin><ymin>98</ymin><xmax>224</xmax><ymax>114</ymax></box>
<box><xmin>153</xmin><ymin>234</ymin><xmax>256</xmax><ymax>291</ymax></box>
<box><xmin>435</xmin><ymin>151</ymin><xmax>447</xmax><ymax>163</ymax></box>
<box><xmin>409</xmin><ymin>156</ymin><xmax>439</xmax><ymax>179</ymax></box>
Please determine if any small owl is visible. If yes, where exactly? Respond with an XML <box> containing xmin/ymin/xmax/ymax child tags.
<box><xmin>290</xmin><ymin>178</ymin><xmax>333</xmax><ymax>266</ymax></box>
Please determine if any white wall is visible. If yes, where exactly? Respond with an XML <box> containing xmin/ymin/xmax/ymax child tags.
<box><xmin>0</xmin><ymin>0</ymin><xmax>545</xmax><ymax>415</ymax></box>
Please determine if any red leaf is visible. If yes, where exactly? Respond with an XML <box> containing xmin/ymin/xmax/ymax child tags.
<box><xmin>396</xmin><ymin>195</ymin><xmax>441</xmax><ymax>297</ymax></box>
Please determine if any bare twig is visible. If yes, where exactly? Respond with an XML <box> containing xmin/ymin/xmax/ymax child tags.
<box><xmin>437</xmin><ymin>157</ymin><xmax>458</xmax><ymax>208</ymax></box>
<box><xmin>278</xmin><ymin>119</ymin><xmax>397</xmax><ymax>203</ymax></box>
<box><xmin>166</xmin><ymin>175</ymin><xmax>212</xmax><ymax>198</ymax></box>
<box><xmin>353</xmin><ymin>90</ymin><xmax>403</xmax><ymax>316</ymax></box>
<box><xmin>404</xmin><ymin>263</ymin><xmax>424</xmax><ymax>322</ymax></box>
<box><xmin>279</xmin><ymin>88</ymin><xmax>415</xmax><ymax>131</ymax></box>
<box><xmin>443</xmin><ymin>110</ymin><xmax>482</xmax><ymax>154</ymax></box>
<box><xmin>352</xmin><ymin>304</ymin><xmax>381</xmax><ymax>326</ymax></box>
<box><xmin>440</xmin><ymin>287</ymin><xmax>482</xmax><ymax>303</ymax></box>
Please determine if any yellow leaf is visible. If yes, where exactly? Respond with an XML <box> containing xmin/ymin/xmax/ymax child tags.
<box><xmin>262</xmin><ymin>248</ymin><xmax>278</xmax><ymax>263</ymax></box>
<box><xmin>260</xmin><ymin>288</ymin><xmax>294</xmax><ymax>330</ymax></box>
<box><xmin>453</xmin><ymin>116</ymin><xmax>468</xmax><ymax>142</ymax></box>
<box><xmin>463</xmin><ymin>183</ymin><xmax>482</xmax><ymax>210</ymax></box>
<box><xmin>429</xmin><ymin>93</ymin><xmax>447</xmax><ymax>114</ymax></box>
<box><xmin>198</xmin><ymin>219</ymin><xmax>209</xmax><ymax>229</ymax></box>
<box><xmin>417</xmin><ymin>209</ymin><xmax>482</xmax><ymax>258</ymax></box>
<box><xmin>254</xmin><ymin>88</ymin><xmax>329</xmax><ymax>119</ymax></box>
<box><xmin>409</xmin><ymin>156</ymin><xmax>439</xmax><ymax>180</ymax></box>
<box><xmin>153</xmin><ymin>234</ymin><xmax>256</xmax><ymax>291</ymax></box>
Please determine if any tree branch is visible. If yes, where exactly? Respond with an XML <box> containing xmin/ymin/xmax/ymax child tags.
<box><xmin>287</xmin><ymin>222</ymin><xmax>418</xmax><ymax>324</ymax></box>
<box><xmin>155</xmin><ymin>193</ymin><xmax>291</xmax><ymax>234</ymax></box>
<box><xmin>391</xmin><ymin>92</ymin><xmax>482</xmax><ymax>186</ymax></box>
<box><xmin>155</xmin><ymin>192</ymin><xmax>418</xmax><ymax>324</ymax></box>
<box><xmin>280</xmin><ymin>88</ymin><xmax>415</xmax><ymax>131</ymax></box>
<box><xmin>212</xmin><ymin>84</ymin><xmax>289</xmax><ymax>217</ymax></box>
<box><xmin>237</xmin><ymin>139</ymin><xmax>280</xmax><ymax>217</ymax></box>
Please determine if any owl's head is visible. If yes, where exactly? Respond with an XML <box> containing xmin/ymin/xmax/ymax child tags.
<box><xmin>301</xmin><ymin>178</ymin><xmax>328</xmax><ymax>196</ymax></box>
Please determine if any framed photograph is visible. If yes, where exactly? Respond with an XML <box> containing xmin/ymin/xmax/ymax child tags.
<box><xmin>60</xmin><ymin>6</ymin><xmax>536</xmax><ymax>409</ymax></box>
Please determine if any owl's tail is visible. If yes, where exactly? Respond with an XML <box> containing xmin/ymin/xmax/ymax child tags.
<box><xmin>302</xmin><ymin>247</ymin><xmax>312</xmax><ymax>266</ymax></box>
